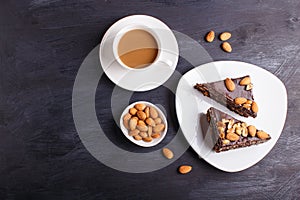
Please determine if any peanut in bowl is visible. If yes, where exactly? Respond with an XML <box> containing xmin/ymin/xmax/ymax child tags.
<box><xmin>119</xmin><ymin>101</ymin><xmax>168</xmax><ymax>147</ymax></box>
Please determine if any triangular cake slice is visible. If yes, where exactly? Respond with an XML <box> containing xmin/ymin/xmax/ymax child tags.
<box><xmin>194</xmin><ymin>76</ymin><xmax>258</xmax><ymax>118</ymax></box>
<box><xmin>207</xmin><ymin>107</ymin><xmax>270</xmax><ymax>153</ymax></box>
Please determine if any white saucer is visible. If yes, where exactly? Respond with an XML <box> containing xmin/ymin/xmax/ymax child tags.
<box><xmin>99</xmin><ymin>15</ymin><xmax>179</xmax><ymax>92</ymax></box>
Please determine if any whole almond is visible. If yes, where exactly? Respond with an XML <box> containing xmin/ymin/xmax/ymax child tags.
<box><xmin>135</xmin><ymin>103</ymin><xmax>146</xmax><ymax>111</ymax></box>
<box><xmin>129</xmin><ymin>107</ymin><xmax>137</xmax><ymax>115</ymax></box>
<box><xmin>206</xmin><ymin>30</ymin><xmax>215</xmax><ymax>42</ymax></box>
<box><xmin>248</xmin><ymin>125</ymin><xmax>257</xmax><ymax>137</ymax></box>
<box><xmin>136</xmin><ymin>124</ymin><xmax>148</xmax><ymax>132</ymax></box>
<box><xmin>226</xmin><ymin>132</ymin><xmax>240</xmax><ymax>141</ymax></box>
<box><xmin>129</xmin><ymin>129</ymin><xmax>140</xmax><ymax>136</ymax></box>
<box><xmin>220</xmin><ymin>32</ymin><xmax>232</xmax><ymax>41</ymax></box>
<box><xmin>145</xmin><ymin>107</ymin><xmax>150</xmax><ymax>118</ymax></box>
<box><xmin>146</xmin><ymin>118</ymin><xmax>156</xmax><ymax>127</ymax></box>
<box><xmin>148</xmin><ymin>126</ymin><xmax>153</xmax><ymax>137</ymax></box>
<box><xmin>133</xmin><ymin>135</ymin><xmax>142</xmax><ymax>141</ymax></box>
<box><xmin>162</xmin><ymin>148</ymin><xmax>174</xmax><ymax>159</ymax></box>
<box><xmin>137</xmin><ymin>111</ymin><xmax>146</xmax><ymax>120</ymax></box>
<box><xmin>151</xmin><ymin>132</ymin><xmax>161</xmax><ymax>138</ymax></box>
<box><xmin>154</xmin><ymin>118</ymin><xmax>162</xmax><ymax>125</ymax></box>
<box><xmin>234</xmin><ymin>97</ymin><xmax>247</xmax><ymax>105</ymax></box>
<box><xmin>251</xmin><ymin>101</ymin><xmax>259</xmax><ymax>113</ymax></box>
<box><xmin>150</xmin><ymin>107</ymin><xmax>158</xmax><ymax>119</ymax></box>
<box><xmin>143</xmin><ymin>137</ymin><xmax>153</xmax><ymax>142</ymax></box>
<box><xmin>179</xmin><ymin>165</ymin><xmax>192</xmax><ymax>174</ymax></box>
<box><xmin>129</xmin><ymin>118</ymin><xmax>138</xmax><ymax>131</ymax></box>
<box><xmin>153</xmin><ymin>124</ymin><xmax>165</xmax><ymax>133</ymax></box>
<box><xmin>222</xmin><ymin>42</ymin><xmax>232</xmax><ymax>53</ymax></box>
<box><xmin>257</xmin><ymin>131</ymin><xmax>270</xmax><ymax>140</ymax></box>
<box><xmin>225</xmin><ymin>78</ymin><xmax>235</xmax><ymax>92</ymax></box>
<box><xmin>123</xmin><ymin>113</ymin><xmax>131</xmax><ymax>130</ymax></box>
<box><xmin>138</xmin><ymin>120</ymin><xmax>146</xmax><ymax>126</ymax></box>
<box><xmin>239</xmin><ymin>76</ymin><xmax>251</xmax><ymax>86</ymax></box>
<box><xmin>139</xmin><ymin>131</ymin><xmax>148</xmax><ymax>138</ymax></box>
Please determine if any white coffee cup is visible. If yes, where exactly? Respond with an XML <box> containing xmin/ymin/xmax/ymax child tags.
<box><xmin>112</xmin><ymin>24</ymin><xmax>173</xmax><ymax>70</ymax></box>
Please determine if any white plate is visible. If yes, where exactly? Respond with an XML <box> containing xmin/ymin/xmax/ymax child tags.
<box><xmin>99</xmin><ymin>15</ymin><xmax>179</xmax><ymax>92</ymax></box>
<box><xmin>120</xmin><ymin>101</ymin><xmax>168</xmax><ymax>147</ymax></box>
<box><xmin>175</xmin><ymin>61</ymin><xmax>287</xmax><ymax>172</ymax></box>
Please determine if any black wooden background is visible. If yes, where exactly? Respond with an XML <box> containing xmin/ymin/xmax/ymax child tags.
<box><xmin>1</xmin><ymin>0</ymin><xmax>300</xmax><ymax>199</ymax></box>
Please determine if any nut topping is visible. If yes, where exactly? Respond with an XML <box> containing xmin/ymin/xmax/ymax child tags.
<box><xmin>241</xmin><ymin>122</ymin><xmax>247</xmax><ymax>128</ymax></box>
<box><xmin>243</xmin><ymin>103</ymin><xmax>251</xmax><ymax>109</ymax></box>
<box><xmin>235</xmin><ymin>127</ymin><xmax>242</xmax><ymax>135</ymax></box>
<box><xmin>225</xmin><ymin>78</ymin><xmax>235</xmax><ymax>92</ymax></box>
<box><xmin>222</xmin><ymin>139</ymin><xmax>230</xmax><ymax>145</ymax></box>
<box><xmin>257</xmin><ymin>131</ymin><xmax>270</xmax><ymax>140</ymax></box>
<box><xmin>222</xmin><ymin>119</ymin><xmax>229</xmax><ymax>124</ymax></box>
<box><xmin>219</xmin><ymin>132</ymin><xmax>225</xmax><ymax>139</ymax></box>
<box><xmin>246</xmin><ymin>100</ymin><xmax>253</xmax><ymax>104</ymax></box>
<box><xmin>217</xmin><ymin>118</ymin><xmax>270</xmax><ymax>149</ymax></box>
<box><xmin>247</xmin><ymin>125</ymin><xmax>257</xmax><ymax>137</ymax></box>
<box><xmin>234</xmin><ymin>97</ymin><xmax>247</xmax><ymax>105</ymax></box>
<box><xmin>251</xmin><ymin>101</ymin><xmax>259</xmax><ymax>113</ymax></box>
<box><xmin>239</xmin><ymin>76</ymin><xmax>251</xmax><ymax>86</ymax></box>
<box><xmin>226</xmin><ymin>132</ymin><xmax>240</xmax><ymax>141</ymax></box>
<box><xmin>246</xmin><ymin>83</ymin><xmax>253</xmax><ymax>91</ymax></box>
<box><xmin>241</xmin><ymin>127</ymin><xmax>248</xmax><ymax>137</ymax></box>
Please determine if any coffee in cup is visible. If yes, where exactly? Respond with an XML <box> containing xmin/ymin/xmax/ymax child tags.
<box><xmin>117</xmin><ymin>29</ymin><xmax>158</xmax><ymax>69</ymax></box>
<box><xmin>113</xmin><ymin>24</ymin><xmax>174</xmax><ymax>70</ymax></box>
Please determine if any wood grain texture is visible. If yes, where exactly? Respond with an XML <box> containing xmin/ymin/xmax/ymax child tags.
<box><xmin>0</xmin><ymin>0</ymin><xmax>300</xmax><ymax>199</ymax></box>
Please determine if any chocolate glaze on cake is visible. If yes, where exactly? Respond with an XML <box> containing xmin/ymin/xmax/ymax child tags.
<box><xmin>194</xmin><ymin>76</ymin><xmax>257</xmax><ymax>118</ymax></box>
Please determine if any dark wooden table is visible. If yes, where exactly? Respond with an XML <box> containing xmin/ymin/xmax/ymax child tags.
<box><xmin>1</xmin><ymin>0</ymin><xmax>300</xmax><ymax>199</ymax></box>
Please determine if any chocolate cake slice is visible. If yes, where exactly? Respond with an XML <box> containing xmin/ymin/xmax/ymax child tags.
<box><xmin>194</xmin><ymin>76</ymin><xmax>258</xmax><ymax>118</ymax></box>
<box><xmin>207</xmin><ymin>107</ymin><xmax>270</xmax><ymax>153</ymax></box>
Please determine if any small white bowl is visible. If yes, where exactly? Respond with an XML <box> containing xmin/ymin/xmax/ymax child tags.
<box><xmin>120</xmin><ymin>101</ymin><xmax>168</xmax><ymax>147</ymax></box>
